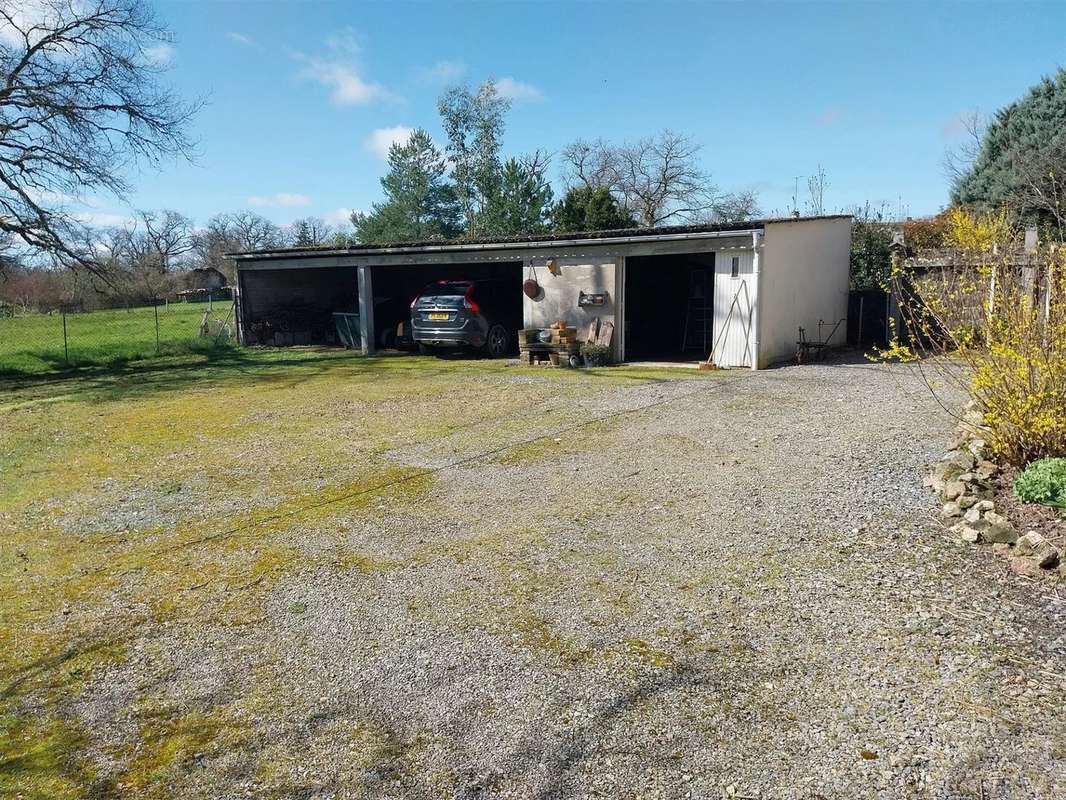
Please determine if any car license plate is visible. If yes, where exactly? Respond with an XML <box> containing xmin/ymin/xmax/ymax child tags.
<box><xmin>428</xmin><ymin>312</ymin><xmax>449</xmax><ymax>320</ymax></box>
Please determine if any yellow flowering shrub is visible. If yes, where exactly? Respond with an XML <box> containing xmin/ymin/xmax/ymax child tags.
<box><xmin>942</xmin><ymin>206</ymin><xmax>1012</xmax><ymax>252</ymax></box>
<box><xmin>889</xmin><ymin>208</ymin><xmax>1066</xmax><ymax>465</ymax></box>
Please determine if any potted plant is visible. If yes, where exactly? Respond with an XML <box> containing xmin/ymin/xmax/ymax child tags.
<box><xmin>581</xmin><ymin>342</ymin><xmax>611</xmax><ymax>367</ymax></box>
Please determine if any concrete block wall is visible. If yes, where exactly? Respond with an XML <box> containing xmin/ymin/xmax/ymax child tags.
<box><xmin>523</xmin><ymin>257</ymin><xmax>620</xmax><ymax>356</ymax></box>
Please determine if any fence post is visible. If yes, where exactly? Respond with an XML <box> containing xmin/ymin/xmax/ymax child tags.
<box><xmin>62</xmin><ymin>306</ymin><xmax>69</xmax><ymax>364</ymax></box>
<box><xmin>154</xmin><ymin>299</ymin><xmax>160</xmax><ymax>355</ymax></box>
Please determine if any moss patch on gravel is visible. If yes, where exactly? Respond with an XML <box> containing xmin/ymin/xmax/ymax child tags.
<box><xmin>0</xmin><ymin>713</ymin><xmax>96</xmax><ymax>800</ymax></box>
<box><xmin>1</xmin><ymin>350</ymin><xmax>722</xmax><ymax>797</ymax></box>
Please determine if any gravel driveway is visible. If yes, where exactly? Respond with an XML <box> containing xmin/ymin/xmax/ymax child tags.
<box><xmin>12</xmin><ymin>356</ymin><xmax>1066</xmax><ymax>799</ymax></box>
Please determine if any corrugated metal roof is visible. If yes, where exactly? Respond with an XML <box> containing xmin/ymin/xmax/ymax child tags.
<box><xmin>227</xmin><ymin>215</ymin><xmax>852</xmax><ymax>259</ymax></box>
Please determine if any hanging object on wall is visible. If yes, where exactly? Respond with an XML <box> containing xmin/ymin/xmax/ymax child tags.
<box><xmin>523</xmin><ymin>263</ymin><xmax>541</xmax><ymax>299</ymax></box>
<box><xmin>578</xmin><ymin>291</ymin><xmax>607</xmax><ymax>307</ymax></box>
<box><xmin>546</xmin><ymin>259</ymin><xmax>561</xmax><ymax>276</ymax></box>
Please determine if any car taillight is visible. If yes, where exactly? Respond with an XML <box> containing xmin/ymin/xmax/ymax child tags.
<box><xmin>463</xmin><ymin>285</ymin><xmax>480</xmax><ymax>313</ymax></box>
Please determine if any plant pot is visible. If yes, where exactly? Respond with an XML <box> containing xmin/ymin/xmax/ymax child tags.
<box><xmin>581</xmin><ymin>347</ymin><xmax>611</xmax><ymax>367</ymax></box>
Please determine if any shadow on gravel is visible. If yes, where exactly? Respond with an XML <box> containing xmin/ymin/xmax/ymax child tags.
<box><xmin>485</xmin><ymin>661</ymin><xmax>713</xmax><ymax>800</ymax></box>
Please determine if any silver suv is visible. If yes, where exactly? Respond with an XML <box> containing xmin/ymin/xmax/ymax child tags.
<box><xmin>410</xmin><ymin>279</ymin><xmax>516</xmax><ymax>357</ymax></box>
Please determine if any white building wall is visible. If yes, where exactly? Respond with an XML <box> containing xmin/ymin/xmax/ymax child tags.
<box><xmin>523</xmin><ymin>257</ymin><xmax>621</xmax><ymax>358</ymax></box>
<box><xmin>757</xmin><ymin>218</ymin><xmax>852</xmax><ymax>368</ymax></box>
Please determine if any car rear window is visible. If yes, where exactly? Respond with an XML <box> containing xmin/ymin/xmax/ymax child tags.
<box><xmin>423</xmin><ymin>282</ymin><xmax>471</xmax><ymax>296</ymax></box>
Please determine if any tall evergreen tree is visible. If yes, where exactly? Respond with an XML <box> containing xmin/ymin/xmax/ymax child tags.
<box><xmin>552</xmin><ymin>186</ymin><xmax>637</xmax><ymax>233</ymax></box>
<box><xmin>952</xmin><ymin>69</ymin><xmax>1066</xmax><ymax>233</ymax></box>
<box><xmin>481</xmin><ymin>156</ymin><xmax>554</xmax><ymax>236</ymax></box>
<box><xmin>352</xmin><ymin>129</ymin><xmax>461</xmax><ymax>243</ymax></box>
<box><xmin>292</xmin><ymin>220</ymin><xmax>314</xmax><ymax>247</ymax></box>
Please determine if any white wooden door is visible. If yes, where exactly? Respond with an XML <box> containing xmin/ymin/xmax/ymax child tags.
<box><xmin>711</xmin><ymin>251</ymin><xmax>755</xmax><ymax>368</ymax></box>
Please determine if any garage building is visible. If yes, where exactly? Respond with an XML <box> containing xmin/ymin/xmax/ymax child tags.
<box><xmin>228</xmin><ymin>215</ymin><xmax>851</xmax><ymax>369</ymax></box>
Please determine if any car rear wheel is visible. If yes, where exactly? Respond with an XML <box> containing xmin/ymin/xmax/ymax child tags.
<box><xmin>484</xmin><ymin>323</ymin><xmax>509</xmax><ymax>358</ymax></box>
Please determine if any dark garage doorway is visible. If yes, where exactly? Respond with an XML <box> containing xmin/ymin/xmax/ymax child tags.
<box><xmin>624</xmin><ymin>253</ymin><xmax>715</xmax><ymax>361</ymax></box>
<box><xmin>239</xmin><ymin>266</ymin><xmax>358</xmax><ymax>346</ymax></box>
<box><xmin>371</xmin><ymin>261</ymin><xmax>523</xmax><ymax>352</ymax></box>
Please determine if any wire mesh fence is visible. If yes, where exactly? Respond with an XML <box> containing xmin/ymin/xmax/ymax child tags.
<box><xmin>0</xmin><ymin>298</ymin><xmax>236</xmax><ymax>375</ymax></box>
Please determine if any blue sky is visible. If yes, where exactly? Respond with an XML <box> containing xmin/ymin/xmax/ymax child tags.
<box><xmin>108</xmin><ymin>0</ymin><xmax>1066</xmax><ymax>230</ymax></box>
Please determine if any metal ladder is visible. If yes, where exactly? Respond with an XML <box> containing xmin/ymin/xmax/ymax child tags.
<box><xmin>681</xmin><ymin>267</ymin><xmax>712</xmax><ymax>352</ymax></box>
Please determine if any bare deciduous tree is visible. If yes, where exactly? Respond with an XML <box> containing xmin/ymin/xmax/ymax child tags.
<box><xmin>224</xmin><ymin>211</ymin><xmax>285</xmax><ymax>252</ymax></box>
<box><xmin>942</xmin><ymin>111</ymin><xmax>986</xmax><ymax>189</ymax></box>
<box><xmin>0</xmin><ymin>0</ymin><xmax>200</xmax><ymax>274</ymax></box>
<box><xmin>289</xmin><ymin>216</ymin><xmax>335</xmax><ymax>247</ymax></box>
<box><xmin>805</xmin><ymin>165</ymin><xmax>828</xmax><ymax>216</ymax></box>
<box><xmin>133</xmin><ymin>209</ymin><xmax>194</xmax><ymax>270</ymax></box>
<box><xmin>706</xmin><ymin>190</ymin><xmax>761</xmax><ymax>224</ymax></box>
<box><xmin>560</xmin><ymin>131</ymin><xmax>726</xmax><ymax>227</ymax></box>
<box><xmin>1009</xmin><ymin>137</ymin><xmax>1066</xmax><ymax>241</ymax></box>
<box><xmin>191</xmin><ymin>211</ymin><xmax>284</xmax><ymax>281</ymax></box>
<box><xmin>91</xmin><ymin>208</ymin><xmax>192</xmax><ymax>297</ymax></box>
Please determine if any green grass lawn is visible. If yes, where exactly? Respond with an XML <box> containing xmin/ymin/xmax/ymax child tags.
<box><xmin>0</xmin><ymin>302</ymin><xmax>235</xmax><ymax>375</ymax></box>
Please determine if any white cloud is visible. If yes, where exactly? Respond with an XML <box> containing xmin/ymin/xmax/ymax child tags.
<box><xmin>247</xmin><ymin>193</ymin><xmax>312</xmax><ymax>208</ymax></box>
<box><xmin>25</xmin><ymin>187</ymin><xmax>79</xmax><ymax>205</ymax></box>
<box><xmin>302</xmin><ymin>58</ymin><xmax>385</xmax><ymax>106</ymax></box>
<box><xmin>226</xmin><ymin>32</ymin><xmax>254</xmax><ymax>46</ymax></box>
<box><xmin>74</xmin><ymin>210</ymin><xmax>136</xmax><ymax>228</ymax></box>
<box><xmin>419</xmin><ymin>60</ymin><xmax>466</xmax><ymax>83</ymax></box>
<box><xmin>326</xmin><ymin>27</ymin><xmax>361</xmax><ymax>55</ymax></box>
<box><xmin>324</xmin><ymin>207</ymin><xmax>358</xmax><ymax>226</ymax></box>
<box><xmin>364</xmin><ymin>126</ymin><xmax>414</xmax><ymax>159</ymax></box>
<box><xmin>495</xmin><ymin>77</ymin><xmax>543</xmax><ymax>102</ymax></box>
<box><xmin>144</xmin><ymin>43</ymin><xmax>175</xmax><ymax>65</ymax></box>
<box><xmin>0</xmin><ymin>0</ymin><xmax>55</xmax><ymax>46</ymax></box>
<box><xmin>292</xmin><ymin>30</ymin><xmax>392</xmax><ymax>107</ymax></box>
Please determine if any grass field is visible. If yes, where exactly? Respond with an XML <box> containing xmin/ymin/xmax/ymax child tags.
<box><xmin>0</xmin><ymin>302</ymin><xmax>235</xmax><ymax>375</ymax></box>
<box><xmin>0</xmin><ymin>349</ymin><xmax>718</xmax><ymax>798</ymax></box>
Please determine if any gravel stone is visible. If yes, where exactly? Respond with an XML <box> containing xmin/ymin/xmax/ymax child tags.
<box><xmin>62</xmin><ymin>357</ymin><xmax>1066</xmax><ymax>799</ymax></box>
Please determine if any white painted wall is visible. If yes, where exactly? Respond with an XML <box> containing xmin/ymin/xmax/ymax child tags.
<box><xmin>523</xmin><ymin>257</ymin><xmax>620</xmax><ymax>357</ymax></box>
<box><xmin>757</xmin><ymin>218</ymin><xmax>852</xmax><ymax>368</ymax></box>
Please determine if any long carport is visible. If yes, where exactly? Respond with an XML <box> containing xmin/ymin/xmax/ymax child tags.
<box><xmin>229</xmin><ymin>216</ymin><xmax>853</xmax><ymax>368</ymax></box>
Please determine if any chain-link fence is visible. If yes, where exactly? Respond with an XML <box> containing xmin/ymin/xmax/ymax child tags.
<box><xmin>0</xmin><ymin>298</ymin><xmax>236</xmax><ymax>375</ymax></box>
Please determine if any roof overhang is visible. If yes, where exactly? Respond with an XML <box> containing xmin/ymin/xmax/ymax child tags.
<box><xmin>231</xmin><ymin>228</ymin><xmax>764</xmax><ymax>271</ymax></box>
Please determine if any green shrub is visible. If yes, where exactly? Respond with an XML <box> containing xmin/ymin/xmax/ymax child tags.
<box><xmin>1014</xmin><ymin>457</ymin><xmax>1066</xmax><ymax>508</ymax></box>
<box><xmin>580</xmin><ymin>342</ymin><xmax>611</xmax><ymax>367</ymax></box>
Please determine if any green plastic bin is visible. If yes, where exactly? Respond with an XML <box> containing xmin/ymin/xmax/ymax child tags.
<box><xmin>332</xmin><ymin>312</ymin><xmax>362</xmax><ymax>349</ymax></box>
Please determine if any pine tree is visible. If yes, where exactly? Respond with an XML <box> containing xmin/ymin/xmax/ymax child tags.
<box><xmin>292</xmin><ymin>220</ymin><xmax>314</xmax><ymax>247</ymax></box>
<box><xmin>952</xmin><ymin>69</ymin><xmax>1066</xmax><ymax>233</ymax></box>
<box><xmin>480</xmin><ymin>157</ymin><xmax>554</xmax><ymax>236</ymax></box>
<box><xmin>352</xmin><ymin>129</ymin><xmax>462</xmax><ymax>243</ymax></box>
<box><xmin>552</xmin><ymin>186</ymin><xmax>637</xmax><ymax>233</ymax></box>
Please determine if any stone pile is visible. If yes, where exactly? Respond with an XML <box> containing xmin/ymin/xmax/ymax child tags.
<box><xmin>926</xmin><ymin>403</ymin><xmax>1061</xmax><ymax>577</ymax></box>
